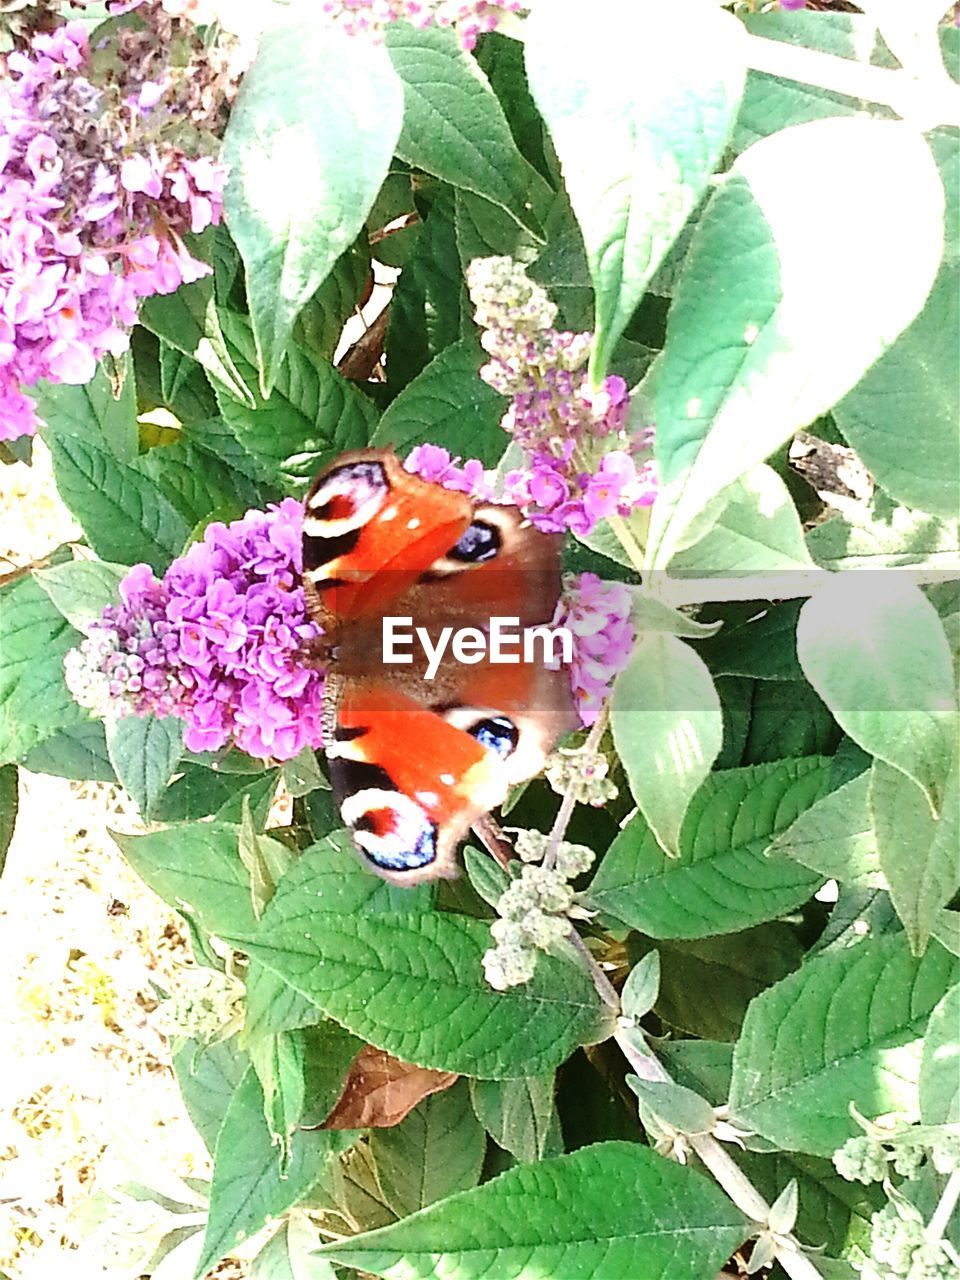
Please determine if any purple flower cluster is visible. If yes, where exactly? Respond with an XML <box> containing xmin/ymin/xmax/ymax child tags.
<box><xmin>404</xmin><ymin>442</ymin><xmax>495</xmax><ymax>500</ymax></box>
<box><xmin>320</xmin><ymin>0</ymin><xmax>522</xmax><ymax>50</ymax></box>
<box><xmin>64</xmin><ymin>500</ymin><xmax>326</xmax><ymax>761</ymax></box>
<box><xmin>465</xmin><ymin>257</ymin><xmax>658</xmax><ymax>536</ymax></box>
<box><xmin>556</xmin><ymin>573</ymin><xmax>634</xmax><ymax>726</ymax></box>
<box><xmin>0</xmin><ymin>18</ymin><xmax>228</xmax><ymax>439</ymax></box>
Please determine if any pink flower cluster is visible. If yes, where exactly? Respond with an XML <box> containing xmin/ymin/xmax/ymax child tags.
<box><xmin>402</xmin><ymin>445</ymin><xmax>634</xmax><ymax>726</ymax></box>
<box><xmin>465</xmin><ymin>257</ymin><xmax>658</xmax><ymax>536</ymax></box>
<box><xmin>0</xmin><ymin>20</ymin><xmax>227</xmax><ymax>439</ymax></box>
<box><xmin>557</xmin><ymin>573</ymin><xmax>634</xmax><ymax>726</ymax></box>
<box><xmin>404</xmin><ymin>442</ymin><xmax>495</xmax><ymax>499</ymax></box>
<box><xmin>321</xmin><ymin>0</ymin><xmax>522</xmax><ymax>50</ymax></box>
<box><xmin>64</xmin><ymin>500</ymin><xmax>325</xmax><ymax>761</ymax></box>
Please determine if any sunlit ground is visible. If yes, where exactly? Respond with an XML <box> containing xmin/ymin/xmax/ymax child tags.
<box><xmin>0</xmin><ymin>447</ymin><xmax>222</xmax><ymax>1278</ymax></box>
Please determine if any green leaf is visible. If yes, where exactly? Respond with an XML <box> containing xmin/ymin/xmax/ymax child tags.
<box><xmin>588</xmin><ymin>757</ymin><xmax>828</xmax><ymax>938</ymax></box>
<box><xmin>141</xmin><ymin>273</ymin><xmax>252</xmax><ymax>409</ymax></box>
<box><xmin>729</xmin><ymin>934</ymin><xmax>959</xmax><ymax>1156</ymax></box>
<box><xmin>33</xmin><ymin>559</ymin><xmax>127</xmax><ymax>630</ymax></box>
<box><xmin>243</xmin><ymin>835</ymin><xmax>436</xmax><ymax>1040</ymax></box>
<box><xmin>663</xmin><ymin>1039</ymin><xmax>880</xmax><ymax>1253</ymax></box>
<box><xmin>631</xmin><ymin>926</ymin><xmax>804</xmax><ymax>1042</ymax></box>
<box><xmin>196</xmin><ymin>1067</ymin><xmax>356</xmax><ymax>1280</ymax></box>
<box><xmin>769</xmin><ymin>771</ymin><xmax>881</xmax><ymax>888</ymax></box>
<box><xmin>298</xmin><ymin>1021</ymin><xmax>364</xmax><ymax>1126</ymax></box>
<box><xmin>0</xmin><ymin>574</ymin><xmax>86</xmax><ymax>763</ymax></box>
<box><xmin>694</xmin><ymin>600</ymin><xmax>803</xmax><ymax>682</ymax></box>
<box><xmin>870</xmin><ymin>760</ymin><xmax>960</xmax><ymax>956</ymax></box>
<box><xmin>372</xmin><ymin>338</ymin><xmax>507</xmax><ymax>466</ymax></box>
<box><xmin>469</xmin><ymin>1074</ymin><xmax>557</xmax><ymax>1164</ymax></box>
<box><xmin>31</xmin><ymin>356</ymin><xmax>138</xmax><ymax>463</ymax></box>
<box><xmin>221</xmin><ymin>20</ymin><xmax>402</xmax><ymax>394</ymax></box>
<box><xmin>650</xmin><ymin>118</ymin><xmax>945</xmax><ymax>567</ymax></box>
<box><xmin>111</xmin><ymin>822</ymin><xmax>257</xmax><ymax>944</ymax></box>
<box><xmin>525</xmin><ymin>0</ymin><xmax>746</xmax><ymax>383</ymax></box>
<box><xmin>43</xmin><ymin>432</ymin><xmax>190</xmax><ymax>571</ymax></box>
<box><xmin>621</xmin><ymin>950</ymin><xmax>661</xmax><ymax>1022</ymax></box>
<box><xmin>835</xmin><ymin>261</ymin><xmax>959</xmax><ymax>521</ymax></box>
<box><xmin>627</xmin><ymin>1077</ymin><xmax>715</xmax><ymax>1136</ymax></box>
<box><xmin>385</xmin><ymin>23</ymin><xmax>541</xmax><ymax>237</ymax></box>
<box><xmin>370</xmin><ymin>1080</ymin><xmax>485</xmax><ymax>1218</ymax></box>
<box><xmin>632</xmin><ymin>595</ymin><xmax>722</xmax><ymax>641</ymax></box>
<box><xmin>21</xmin><ymin>719</ymin><xmax>115</xmax><ymax>783</ymax></box>
<box><xmin>105</xmin><ymin>714</ymin><xmax>183</xmax><ymax>819</ymax></box>
<box><xmin>249</xmin><ymin>1216</ymin><xmax>336</xmax><ymax>1280</ymax></box>
<box><xmin>807</xmin><ymin>493</ymin><xmax>959</xmax><ymax>572</ymax></box>
<box><xmin>318</xmin><ymin>1142</ymin><xmax>748</xmax><ymax>1280</ymax></box>
<box><xmin>172</xmin><ymin>1036</ymin><xmax>249</xmax><ymax>1155</ymax></box>
<box><xmin>138</xmin><ymin>438</ymin><xmax>261</xmax><ymax>529</ymax></box>
<box><xmin>244</xmin><ymin>906</ymin><xmax>612</xmax><ymax>1080</ymax></box>
<box><xmin>248</xmin><ymin>1030</ymin><xmax>305</xmax><ymax>1153</ymax></box>
<box><xmin>0</xmin><ymin>764</ymin><xmax>17</xmax><ymax>879</ymax></box>
<box><xmin>797</xmin><ymin>575</ymin><xmax>957</xmax><ymax>814</ymax></box>
<box><xmin>665</xmin><ymin>465</ymin><xmax>815</xmax><ymax>577</ymax></box>
<box><xmin>215</xmin><ymin>311</ymin><xmax>377</xmax><ymax>490</ymax></box>
<box><xmin>920</xmin><ymin>983</ymin><xmax>960</xmax><ymax>1125</ymax></box>
<box><xmin>611</xmin><ymin>631</ymin><xmax>723</xmax><ymax>854</ymax></box>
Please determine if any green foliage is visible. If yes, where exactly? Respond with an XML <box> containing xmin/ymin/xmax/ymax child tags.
<box><xmin>25</xmin><ymin>6</ymin><xmax>960</xmax><ymax>1277</ymax></box>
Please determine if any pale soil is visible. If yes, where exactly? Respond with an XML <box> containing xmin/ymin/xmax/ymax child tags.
<box><xmin>0</xmin><ymin>445</ymin><xmax>221</xmax><ymax>1279</ymax></box>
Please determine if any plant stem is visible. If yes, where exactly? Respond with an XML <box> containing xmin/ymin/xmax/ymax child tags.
<box><xmin>745</xmin><ymin>31</ymin><xmax>960</xmax><ymax>130</ymax></box>
<box><xmin>542</xmin><ymin>706</ymin><xmax>609</xmax><ymax>871</ymax></box>
<box><xmin>927</xmin><ymin>1167</ymin><xmax>960</xmax><ymax>1242</ymax></box>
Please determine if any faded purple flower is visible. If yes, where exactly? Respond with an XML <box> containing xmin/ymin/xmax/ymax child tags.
<box><xmin>466</xmin><ymin>257</ymin><xmax>658</xmax><ymax>537</ymax></box>
<box><xmin>320</xmin><ymin>0</ymin><xmax>522</xmax><ymax>50</ymax></box>
<box><xmin>64</xmin><ymin>500</ymin><xmax>325</xmax><ymax>761</ymax></box>
<box><xmin>555</xmin><ymin>573</ymin><xmax>634</xmax><ymax>726</ymax></box>
<box><xmin>0</xmin><ymin>14</ymin><xmax>230</xmax><ymax>440</ymax></box>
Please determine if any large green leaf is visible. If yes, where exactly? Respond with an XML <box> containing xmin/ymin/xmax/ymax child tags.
<box><xmin>871</xmin><ymin>760</ymin><xmax>960</xmax><ymax>956</ymax></box>
<box><xmin>768</xmin><ymin>771</ymin><xmax>881</xmax><ymax>888</ymax></box>
<box><xmin>215</xmin><ymin>311</ymin><xmax>377</xmax><ymax>491</ymax></box>
<box><xmin>587</xmin><ymin>757</ymin><xmax>828</xmax><ymax>938</ymax></box>
<box><xmin>0</xmin><ymin>573</ymin><xmax>86</xmax><ymax>763</ymax></box>
<box><xmin>610</xmin><ymin>631</ymin><xmax>723</xmax><ymax>854</ymax></box>
<box><xmin>196</xmin><ymin>1067</ymin><xmax>356</xmax><ymax>1279</ymax></box>
<box><xmin>920</xmin><ymin>983</ymin><xmax>960</xmax><ymax>1125</ymax></box>
<box><xmin>243</xmin><ymin>901</ymin><xmax>613</xmax><ymax>1079</ymax></box>
<box><xmin>469</xmin><ymin>1074</ymin><xmax>559</xmax><ymax>1164</ymax></box>
<box><xmin>31</xmin><ymin>356</ymin><xmax>138</xmax><ymax>463</ymax></box>
<box><xmin>33</xmin><ymin>559</ymin><xmax>128</xmax><ymax>630</ymax></box>
<box><xmin>665</xmin><ymin>464</ymin><xmax>815</xmax><ymax>577</ymax></box>
<box><xmin>631</xmin><ymin>925</ymin><xmax>804</xmax><ymax>1042</ymax></box>
<box><xmin>729</xmin><ymin>934</ymin><xmax>959</xmax><ymax>1156</ymax></box>
<box><xmin>140</xmin><ymin>264</ymin><xmax>252</xmax><ymax>408</ymax></box>
<box><xmin>42</xmin><ymin>431</ymin><xmax>190</xmax><ymax>571</ymax></box>
<box><xmin>21</xmin><ymin>719</ymin><xmax>116</xmax><ymax>783</ymax></box>
<box><xmin>0</xmin><ymin>764</ymin><xmax>17</xmax><ymax>879</ymax></box>
<box><xmin>650</xmin><ymin>118</ymin><xmax>944</xmax><ymax>567</ymax></box>
<box><xmin>807</xmin><ymin>494</ymin><xmax>960</xmax><ymax>572</ymax></box>
<box><xmin>385</xmin><ymin>23</ymin><xmax>541</xmax><ymax>237</ymax></box>
<box><xmin>172</xmin><ymin>1036</ymin><xmax>249</xmax><ymax>1155</ymax></box>
<box><xmin>317</xmin><ymin>1142</ymin><xmax>747</xmax><ymax>1280</ymax></box>
<box><xmin>222</xmin><ymin>20</ymin><xmax>402</xmax><ymax>394</ymax></box>
<box><xmin>111</xmin><ymin>822</ymin><xmax>257</xmax><ymax>944</ymax></box>
<box><xmin>372</xmin><ymin>338</ymin><xmax>507</xmax><ymax>466</ymax></box>
<box><xmin>797</xmin><ymin>575</ymin><xmax>957</xmax><ymax>814</ymax></box>
<box><xmin>524</xmin><ymin>0</ymin><xmax>746</xmax><ymax>383</ymax></box>
<box><xmin>369</xmin><ymin>1081</ymin><xmax>485</xmax><ymax>1218</ymax></box>
<box><xmin>105</xmin><ymin>715</ymin><xmax>183</xmax><ymax>820</ymax></box>
<box><xmin>835</xmin><ymin>262</ymin><xmax>959</xmax><ymax>520</ymax></box>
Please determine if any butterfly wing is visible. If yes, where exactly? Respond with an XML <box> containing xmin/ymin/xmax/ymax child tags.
<box><xmin>303</xmin><ymin>447</ymin><xmax>575</xmax><ymax>884</ymax></box>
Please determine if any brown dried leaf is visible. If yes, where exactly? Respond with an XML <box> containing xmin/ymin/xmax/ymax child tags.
<box><xmin>322</xmin><ymin>1045</ymin><xmax>458</xmax><ymax>1130</ymax></box>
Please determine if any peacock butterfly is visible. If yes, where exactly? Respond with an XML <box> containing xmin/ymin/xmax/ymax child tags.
<box><xmin>302</xmin><ymin>448</ymin><xmax>575</xmax><ymax>885</ymax></box>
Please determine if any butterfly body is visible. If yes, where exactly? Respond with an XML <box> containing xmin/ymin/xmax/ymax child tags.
<box><xmin>302</xmin><ymin>449</ymin><xmax>574</xmax><ymax>884</ymax></box>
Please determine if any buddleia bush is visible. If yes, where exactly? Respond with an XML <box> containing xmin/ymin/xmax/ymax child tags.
<box><xmin>1</xmin><ymin>2</ymin><xmax>958</xmax><ymax>1277</ymax></box>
